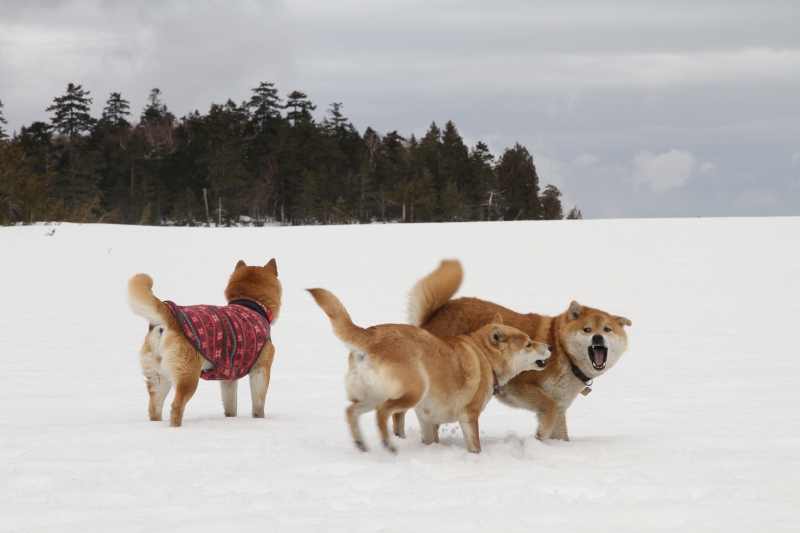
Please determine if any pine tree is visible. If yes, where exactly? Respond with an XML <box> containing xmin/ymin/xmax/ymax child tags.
<box><xmin>540</xmin><ymin>184</ymin><xmax>564</xmax><ymax>220</ymax></box>
<box><xmin>248</xmin><ymin>82</ymin><xmax>283</xmax><ymax>133</ymax></box>
<box><xmin>566</xmin><ymin>206</ymin><xmax>582</xmax><ymax>219</ymax></box>
<box><xmin>0</xmin><ymin>142</ymin><xmax>56</xmax><ymax>224</ymax></box>
<box><xmin>199</xmin><ymin>101</ymin><xmax>251</xmax><ymax>224</ymax></box>
<box><xmin>440</xmin><ymin>121</ymin><xmax>470</xmax><ymax>192</ymax></box>
<box><xmin>46</xmin><ymin>83</ymin><xmax>95</xmax><ymax>139</ymax></box>
<box><xmin>496</xmin><ymin>143</ymin><xmax>540</xmax><ymax>220</ymax></box>
<box><xmin>140</xmin><ymin>88</ymin><xmax>170</xmax><ymax>125</ymax></box>
<box><xmin>322</xmin><ymin>103</ymin><xmax>349</xmax><ymax>134</ymax></box>
<box><xmin>0</xmin><ymin>99</ymin><xmax>8</xmax><ymax>140</ymax></box>
<box><xmin>102</xmin><ymin>92</ymin><xmax>131</xmax><ymax>128</ymax></box>
<box><xmin>284</xmin><ymin>91</ymin><xmax>316</xmax><ymax>125</ymax></box>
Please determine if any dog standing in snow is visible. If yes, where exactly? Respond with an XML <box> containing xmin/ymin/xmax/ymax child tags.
<box><xmin>308</xmin><ymin>287</ymin><xmax>551</xmax><ymax>453</ymax></box>
<box><xmin>408</xmin><ymin>260</ymin><xmax>631</xmax><ymax>441</ymax></box>
<box><xmin>128</xmin><ymin>260</ymin><xmax>281</xmax><ymax>427</ymax></box>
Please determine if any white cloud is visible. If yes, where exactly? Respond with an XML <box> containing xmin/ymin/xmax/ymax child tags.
<box><xmin>630</xmin><ymin>150</ymin><xmax>696</xmax><ymax>193</ymax></box>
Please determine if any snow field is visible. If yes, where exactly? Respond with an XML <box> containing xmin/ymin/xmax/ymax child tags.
<box><xmin>0</xmin><ymin>218</ymin><xmax>798</xmax><ymax>532</ymax></box>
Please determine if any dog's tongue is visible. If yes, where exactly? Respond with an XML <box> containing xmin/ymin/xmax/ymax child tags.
<box><xmin>592</xmin><ymin>347</ymin><xmax>605</xmax><ymax>367</ymax></box>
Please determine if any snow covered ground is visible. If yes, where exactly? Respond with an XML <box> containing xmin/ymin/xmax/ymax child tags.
<box><xmin>1</xmin><ymin>217</ymin><xmax>798</xmax><ymax>532</ymax></box>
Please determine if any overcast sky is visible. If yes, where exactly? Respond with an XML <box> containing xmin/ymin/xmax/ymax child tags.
<box><xmin>1</xmin><ymin>0</ymin><xmax>798</xmax><ymax>218</ymax></box>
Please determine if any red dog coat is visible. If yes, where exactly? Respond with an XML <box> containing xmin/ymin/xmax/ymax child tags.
<box><xmin>163</xmin><ymin>299</ymin><xmax>272</xmax><ymax>381</ymax></box>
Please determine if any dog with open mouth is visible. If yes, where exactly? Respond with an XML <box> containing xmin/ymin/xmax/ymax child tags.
<box><xmin>407</xmin><ymin>260</ymin><xmax>631</xmax><ymax>441</ymax></box>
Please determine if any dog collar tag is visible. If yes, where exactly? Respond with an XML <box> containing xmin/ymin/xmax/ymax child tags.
<box><xmin>580</xmin><ymin>386</ymin><xmax>592</xmax><ymax>396</ymax></box>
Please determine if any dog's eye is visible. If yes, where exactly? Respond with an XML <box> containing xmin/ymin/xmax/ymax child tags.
<box><xmin>604</xmin><ymin>326</ymin><xmax>611</xmax><ymax>332</ymax></box>
<box><xmin>526</xmin><ymin>341</ymin><xmax>531</xmax><ymax>348</ymax></box>
<box><xmin>583</xmin><ymin>327</ymin><xmax>591</xmax><ymax>333</ymax></box>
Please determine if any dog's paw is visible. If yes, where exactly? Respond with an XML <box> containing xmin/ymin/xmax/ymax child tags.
<box><xmin>382</xmin><ymin>440</ymin><xmax>397</xmax><ymax>455</ymax></box>
<box><xmin>354</xmin><ymin>440</ymin><xmax>368</xmax><ymax>452</ymax></box>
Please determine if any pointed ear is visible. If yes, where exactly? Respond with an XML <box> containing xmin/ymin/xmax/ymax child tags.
<box><xmin>491</xmin><ymin>328</ymin><xmax>503</xmax><ymax>344</ymax></box>
<box><xmin>264</xmin><ymin>258</ymin><xmax>278</xmax><ymax>277</ymax></box>
<box><xmin>568</xmin><ymin>301</ymin><xmax>583</xmax><ymax>321</ymax></box>
<box><xmin>616</xmin><ymin>316</ymin><xmax>632</xmax><ymax>327</ymax></box>
<box><xmin>235</xmin><ymin>260</ymin><xmax>247</xmax><ymax>270</ymax></box>
<box><xmin>491</xmin><ymin>313</ymin><xmax>504</xmax><ymax>325</ymax></box>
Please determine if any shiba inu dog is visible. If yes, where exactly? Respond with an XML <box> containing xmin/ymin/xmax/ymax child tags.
<box><xmin>408</xmin><ymin>260</ymin><xmax>631</xmax><ymax>441</ymax></box>
<box><xmin>128</xmin><ymin>260</ymin><xmax>281</xmax><ymax>427</ymax></box>
<box><xmin>307</xmin><ymin>287</ymin><xmax>551</xmax><ymax>454</ymax></box>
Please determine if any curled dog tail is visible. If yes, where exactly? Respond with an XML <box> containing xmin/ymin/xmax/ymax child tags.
<box><xmin>127</xmin><ymin>273</ymin><xmax>174</xmax><ymax>327</ymax></box>
<box><xmin>307</xmin><ymin>288</ymin><xmax>372</xmax><ymax>351</ymax></box>
<box><xmin>407</xmin><ymin>259</ymin><xmax>463</xmax><ymax>327</ymax></box>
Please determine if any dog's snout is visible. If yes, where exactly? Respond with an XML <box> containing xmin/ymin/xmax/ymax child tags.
<box><xmin>591</xmin><ymin>334</ymin><xmax>604</xmax><ymax>345</ymax></box>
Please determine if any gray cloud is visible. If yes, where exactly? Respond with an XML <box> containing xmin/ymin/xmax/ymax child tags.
<box><xmin>1</xmin><ymin>0</ymin><xmax>798</xmax><ymax>217</ymax></box>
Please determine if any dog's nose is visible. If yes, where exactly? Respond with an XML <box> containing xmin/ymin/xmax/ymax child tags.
<box><xmin>591</xmin><ymin>334</ymin><xmax>604</xmax><ymax>345</ymax></box>
<box><xmin>547</xmin><ymin>345</ymin><xmax>553</xmax><ymax>352</ymax></box>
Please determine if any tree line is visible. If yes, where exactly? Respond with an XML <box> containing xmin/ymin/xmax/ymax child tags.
<box><xmin>0</xmin><ymin>83</ymin><xmax>581</xmax><ymax>226</ymax></box>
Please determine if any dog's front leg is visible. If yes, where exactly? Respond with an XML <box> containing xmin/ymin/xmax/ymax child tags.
<box><xmin>550</xmin><ymin>410</ymin><xmax>569</xmax><ymax>441</ymax></box>
<box><xmin>220</xmin><ymin>380</ymin><xmax>238</xmax><ymax>417</ymax></box>
<box><xmin>418</xmin><ymin>417</ymin><xmax>437</xmax><ymax>445</ymax></box>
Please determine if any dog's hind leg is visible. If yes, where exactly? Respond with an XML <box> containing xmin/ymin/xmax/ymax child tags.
<box><xmin>346</xmin><ymin>401</ymin><xmax>375</xmax><ymax>452</ymax></box>
<box><xmin>458</xmin><ymin>413</ymin><xmax>481</xmax><ymax>453</ymax></box>
<box><xmin>220</xmin><ymin>380</ymin><xmax>238</xmax><ymax>417</ymax></box>
<box><xmin>167</xmin><ymin>349</ymin><xmax>202</xmax><ymax>427</ymax></box>
<box><xmin>248</xmin><ymin>342</ymin><xmax>274</xmax><ymax>418</ymax></box>
<box><xmin>146</xmin><ymin>373</ymin><xmax>171</xmax><ymax>421</ymax></box>
<box><xmin>169</xmin><ymin>375</ymin><xmax>199</xmax><ymax>427</ymax></box>
<box><xmin>376</xmin><ymin>392</ymin><xmax>421</xmax><ymax>454</ymax></box>
<box><xmin>392</xmin><ymin>411</ymin><xmax>407</xmax><ymax>438</ymax></box>
<box><xmin>140</xmin><ymin>333</ymin><xmax>170</xmax><ymax>421</ymax></box>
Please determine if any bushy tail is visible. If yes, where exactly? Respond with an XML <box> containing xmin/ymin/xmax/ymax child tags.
<box><xmin>127</xmin><ymin>273</ymin><xmax>174</xmax><ymax>326</ymax></box>
<box><xmin>307</xmin><ymin>288</ymin><xmax>372</xmax><ymax>351</ymax></box>
<box><xmin>407</xmin><ymin>260</ymin><xmax>463</xmax><ymax>327</ymax></box>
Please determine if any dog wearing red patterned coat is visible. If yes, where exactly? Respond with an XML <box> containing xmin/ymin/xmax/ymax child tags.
<box><xmin>128</xmin><ymin>260</ymin><xmax>281</xmax><ymax>427</ymax></box>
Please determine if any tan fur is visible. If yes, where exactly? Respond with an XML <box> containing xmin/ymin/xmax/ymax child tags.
<box><xmin>308</xmin><ymin>288</ymin><xmax>551</xmax><ymax>454</ymax></box>
<box><xmin>128</xmin><ymin>259</ymin><xmax>282</xmax><ymax>427</ymax></box>
<box><xmin>408</xmin><ymin>260</ymin><xmax>631</xmax><ymax>441</ymax></box>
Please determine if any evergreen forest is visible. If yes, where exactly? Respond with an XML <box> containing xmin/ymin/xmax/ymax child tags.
<box><xmin>0</xmin><ymin>83</ymin><xmax>581</xmax><ymax>226</ymax></box>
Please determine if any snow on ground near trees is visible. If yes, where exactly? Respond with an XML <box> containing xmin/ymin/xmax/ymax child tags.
<box><xmin>1</xmin><ymin>218</ymin><xmax>798</xmax><ymax>532</ymax></box>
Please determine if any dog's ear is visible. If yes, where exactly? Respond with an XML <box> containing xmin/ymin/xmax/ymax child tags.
<box><xmin>491</xmin><ymin>313</ymin><xmax>504</xmax><ymax>325</ymax></box>
<box><xmin>491</xmin><ymin>328</ymin><xmax>504</xmax><ymax>344</ymax></box>
<box><xmin>568</xmin><ymin>301</ymin><xmax>583</xmax><ymax>321</ymax></box>
<box><xmin>616</xmin><ymin>316</ymin><xmax>632</xmax><ymax>327</ymax></box>
<box><xmin>235</xmin><ymin>260</ymin><xmax>247</xmax><ymax>270</ymax></box>
<box><xmin>264</xmin><ymin>258</ymin><xmax>278</xmax><ymax>277</ymax></box>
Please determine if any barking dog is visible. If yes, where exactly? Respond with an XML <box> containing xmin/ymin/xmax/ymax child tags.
<box><xmin>128</xmin><ymin>260</ymin><xmax>282</xmax><ymax>427</ymax></box>
<box><xmin>308</xmin><ymin>287</ymin><xmax>551</xmax><ymax>454</ymax></box>
<box><xmin>408</xmin><ymin>260</ymin><xmax>631</xmax><ymax>441</ymax></box>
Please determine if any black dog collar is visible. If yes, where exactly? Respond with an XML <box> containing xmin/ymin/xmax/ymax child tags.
<box><xmin>571</xmin><ymin>363</ymin><xmax>594</xmax><ymax>396</ymax></box>
<box><xmin>228</xmin><ymin>299</ymin><xmax>270</xmax><ymax>322</ymax></box>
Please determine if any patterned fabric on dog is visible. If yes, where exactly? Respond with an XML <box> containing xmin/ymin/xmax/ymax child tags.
<box><xmin>163</xmin><ymin>300</ymin><xmax>272</xmax><ymax>381</ymax></box>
